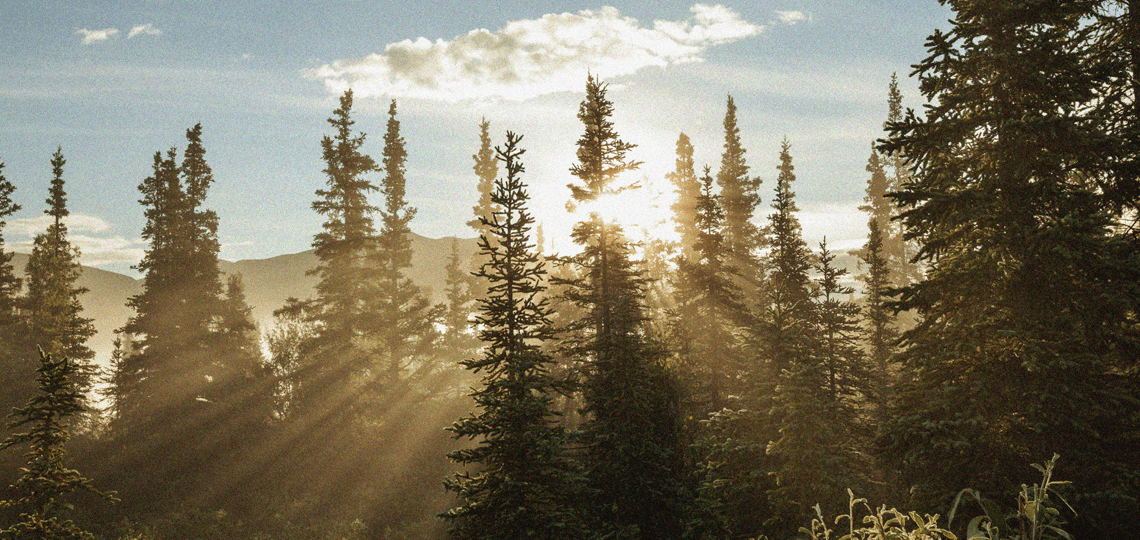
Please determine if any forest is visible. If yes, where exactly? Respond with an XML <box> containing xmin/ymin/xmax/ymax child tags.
<box><xmin>1</xmin><ymin>2</ymin><xmax>1139</xmax><ymax>539</ymax></box>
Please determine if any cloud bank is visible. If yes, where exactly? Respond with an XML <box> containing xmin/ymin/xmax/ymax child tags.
<box><xmin>309</xmin><ymin>4</ymin><xmax>765</xmax><ymax>101</ymax></box>
<box><xmin>7</xmin><ymin>214</ymin><xmax>144</xmax><ymax>267</ymax></box>
<box><xmin>76</xmin><ymin>27</ymin><xmax>120</xmax><ymax>45</ymax></box>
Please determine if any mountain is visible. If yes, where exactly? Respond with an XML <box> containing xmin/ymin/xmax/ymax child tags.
<box><xmin>10</xmin><ymin>252</ymin><xmax>141</xmax><ymax>367</ymax></box>
<box><xmin>12</xmin><ymin>234</ymin><xmax>863</xmax><ymax>368</ymax></box>
<box><xmin>217</xmin><ymin>233</ymin><xmax>479</xmax><ymax>327</ymax></box>
<box><xmin>11</xmin><ymin>233</ymin><xmax>479</xmax><ymax>367</ymax></box>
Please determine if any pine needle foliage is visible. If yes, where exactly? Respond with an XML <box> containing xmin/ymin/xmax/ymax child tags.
<box><xmin>0</xmin><ymin>349</ymin><xmax>115</xmax><ymax>540</ymax></box>
<box><xmin>443</xmin><ymin>132</ymin><xmax>584</xmax><ymax>540</ymax></box>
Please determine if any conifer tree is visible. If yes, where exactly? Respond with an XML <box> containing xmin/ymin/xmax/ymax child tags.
<box><xmin>561</xmin><ymin>75</ymin><xmax>690</xmax><ymax>540</ymax></box>
<box><xmin>878</xmin><ymin>76</ymin><xmax>921</xmax><ymax>288</ymax></box>
<box><xmin>667</xmin><ymin>132</ymin><xmax>700</xmax><ymax>261</ymax></box>
<box><xmin>466</xmin><ymin>118</ymin><xmax>498</xmax><ymax>235</ymax></box>
<box><xmin>672</xmin><ymin>167</ymin><xmax>747</xmax><ymax>412</ymax></box>
<box><xmin>115</xmin><ymin>125</ymin><xmax>236</xmax><ymax>430</ymax></box>
<box><xmin>0</xmin><ymin>349</ymin><xmax>115</xmax><ymax>540</ymax></box>
<box><xmin>859</xmin><ymin>218</ymin><xmax>896</xmax><ymax>415</ymax></box>
<box><xmin>443</xmin><ymin>132</ymin><xmax>584</xmax><ymax>540</ymax></box>
<box><xmin>715</xmin><ymin>96</ymin><xmax>763</xmax><ymax>283</ymax></box>
<box><xmin>202</xmin><ymin>275</ymin><xmax>269</xmax><ymax>420</ymax></box>
<box><xmin>304</xmin><ymin>89</ymin><xmax>382</xmax><ymax>345</ymax></box>
<box><xmin>112</xmin><ymin>148</ymin><xmax>182</xmax><ymax>432</ymax></box>
<box><xmin>22</xmin><ymin>148</ymin><xmax>96</xmax><ymax>393</ymax></box>
<box><xmin>877</xmin><ymin>4</ymin><xmax>1140</xmax><ymax>534</ymax></box>
<box><xmin>109</xmin><ymin>125</ymin><xmax>261</xmax><ymax>513</ymax></box>
<box><xmin>0</xmin><ymin>161</ymin><xmax>30</xmax><ymax>420</ymax></box>
<box><xmin>765</xmin><ymin>240</ymin><xmax>870</xmax><ymax>518</ymax></box>
<box><xmin>759</xmin><ymin>140</ymin><xmax>815</xmax><ymax>387</ymax></box>
<box><xmin>371</xmin><ymin>99</ymin><xmax>438</xmax><ymax>389</ymax></box>
<box><xmin>813</xmin><ymin>241</ymin><xmax>867</xmax><ymax>407</ymax></box>
<box><xmin>281</xmin><ymin>89</ymin><xmax>385</xmax><ymax>418</ymax></box>
<box><xmin>438</xmin><ymin>238</ymin><xmax>479</xmax><ymax>392</ymax></box>
<box><xmin>708</xmin><ymin>141</ymin><xmax>817</xmax><ymax>539</ymax></box>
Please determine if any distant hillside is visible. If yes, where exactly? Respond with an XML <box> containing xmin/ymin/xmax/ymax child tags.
<box><xmin>11</xmin><ymin>233</ymin><xmax>479</xmax><ymax>368</ymax></box>
<box><xmin>12</xmin><ymin>234</ymin><xmax>863</xmax><ymax>368</ymax></box>
<box><xmin>10</xmin><ymin>252</ymin><xmax>141</xmax><ymax>367</ymax></box>
<box><xmin>217</xmin><ymin>233</ymin><xmax>480</xmax><ymax>326</ymax></box>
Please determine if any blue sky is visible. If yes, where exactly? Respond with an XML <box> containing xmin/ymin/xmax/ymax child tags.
<box><xmin>0</xmin><ymin>1</ymin><xmax>953</xmax><ymax>275</ymax></box>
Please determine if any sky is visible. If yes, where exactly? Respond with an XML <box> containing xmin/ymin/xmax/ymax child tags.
<box><xmin>0</xmin><ymin>1</ymin><xmax>954</xmax><ymax>276</ymax></box>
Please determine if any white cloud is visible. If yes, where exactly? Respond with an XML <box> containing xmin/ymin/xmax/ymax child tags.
<box><xmin>68</xmin><ymin>235</ymin><xmax>146</xmax><ymax>266</ymax></box>
<box><xmin>76</xmin><ymin>27</ymin><xmax>120</xmax><ymax>45</ymax></box>
<box><xmin>128</xmin><ymin>23</ymin><xmax>162</xmax><ymax>39</ymax></box>
<box><xmin>308</xmin><ymin>3</ymin><xmax>763</xmax><ymax>102</ymax></box>
<box><xmin>774</xmin><ymin>10</ymin><xmax>808</xmax><ymax>25</ymax></box>
<box><xmin>8</xmin><ymin>214</ymin><xmax>112</xmax><ymax>237</ymax></box>
<box><xmin>6</xmin><ymin>214</ymin><xmax>144</xmax><ymax>267</ymax></box>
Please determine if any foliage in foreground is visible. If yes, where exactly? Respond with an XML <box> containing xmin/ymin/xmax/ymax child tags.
<box><xmin>797</xmin><ymin>455</ymin><xmax>1073</xmax><ymax>540</ymax></box>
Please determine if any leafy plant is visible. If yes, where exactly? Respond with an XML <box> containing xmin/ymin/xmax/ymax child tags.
<box><xmin>948</xmin><ymin>454</ymin><xmax>1074</xmax><ymax>540</ymax></box>
<box><xmin>796</xmin><ymin>455</ymin><xmax>1073</xmax><ymax>540</ymax></box>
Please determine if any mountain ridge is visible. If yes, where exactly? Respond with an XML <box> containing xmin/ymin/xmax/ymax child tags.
<box><xmin>9</xmin><ymin>232</ymin><xmax>479</xmax><ymax>367</ymax></box>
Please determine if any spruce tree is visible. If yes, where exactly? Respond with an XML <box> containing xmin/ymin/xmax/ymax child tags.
<box><xmin>113</xmin><ymin>148</ymin><xmax>182</xmax><ymax>433</ymax></box>
<box><xmin>441</xmin><ymin>239</ymin><xmax>477</xmax><ymax>351</ymax></box>
<box><xmin>370</xmin><ymin>99</ymin><xmax>437</xmax><ymax>391</ymax></box>
<box><xmin>282</xmin><ymin>89</ymin><xmax>384</xmax><ymax>418</ymax></box>
<box><xmin>715</xmin><ymin>96</ymin><xmax>763</xmax><ymax>284</ymax></box>
<box><xmin>443</xmin><ymin>132</ymin><xmax>584</xmax><ymax>540</ymax></box>
<box><xmin>0</xmin><ymin>350</ymin><xmax>115</xmax><ymax>540</ymax></box>
<box><xmin>667</xmin><ymin>132</ymin><xmax>700</xmax><ymax>261</ymax></box>
<box><xmin>759</xmin><ymin>140</ymin><xmax>815</xmax><ymax>390</ymax></box>
<box><xmin>813</xmin><ymin>241</ymin><xmax>867</xmax><ymax>407</ymax></box>
<box><xmin>877</xmin><ymin>4</ymin><xmax>1140</xmax><ymax>535</ymax></box>
<box><xmin>708</xmin><ymin>141</ymin><xmax>817</xmax><ymax>539</ymax></box>
<box><xmin>765</xmin><ymin>240</ymin><xmax>869</xmax><ymax>518</ymax></box>
<box><xmin>672</xmin><ymin>167</ymin><xmax>747</xmax><ymax>413</ymax></box>
<box><xmin>859</xmin><ymin>218</ymin><xmax>896</xmax><ymax>417</ymax></box>
<box><xmin>878</xmin><ymin>75</ymin><xmax>922</xmax><ymax>288</ymax></box>
<box><xmin>22</xmin><ymin>148</ymin><xmax>96</xmax><ymax>394</ymax></box>
<box><xmin>109</xmin><ymin>125</ymin><xmax>261</xmax><ymax>513</ymax></box>
<box><xmin>467</xmin><ymin>118</ymin><xmax>498</xmax><ymax>235</ymax></box>
<box><xmin>0</xmin><ymin>161</ymin><xmax>30</xmax><ymax>422</ymax></box>
<box><xmin>561</xmin><ymin>75</ymin><xmax>689</xmax><ymax>540</ymax></box>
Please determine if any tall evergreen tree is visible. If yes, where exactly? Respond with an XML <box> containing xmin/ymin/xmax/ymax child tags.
<box><xmin>0</xmin><ymin>161</ymin><xmax>30</xmax><ymax>423</ymax></box>
<box><xmin>443</xmin><ymin>132</ymin><xmax>584</xmax><ymax>539</ymax></box>
<box><xmin>667</xmin><ymin>132</ymin><xmax>700</xmax><ymax>261</ymax></box>
<box><xmin>877</xmin><ymin>3</ymin><xmax>1140</xmax><ymax>535</ymax></box>
<box><xmin>859</xmin><ymin>218</ymin><xmax>896</xmax><ymax>416</ymax></box>
<box><xmin>813</xmin><ymin>241</ymin><xmax>867</xmax><ymax>407</ymax></box>
<box><xmin>370</xmin><ymin>99</ymin><xmax>438</xmax><ymax>390</ymax></box>
<box><xmin>765</xmin><ymin>240</ymin><xmax>870</xmax><ymax>518</ymax></box>
<box><xmin>22</xmin><ymin>148</ymin><xmax>96</xmax><ymax>393</ymax></box>
<box><xmin>708</xmin><ymin>141</ymin><xmax>818</xmax><ymax>539</ymax></box>
<box><xmin>561</xmin><ymin>75</ymin><xmax>690</xmax><ymax>540</ymax></box>
<box><xmin>672</xmin><ymin>167</ymin><xmax>747</xmax><ymax>413</ymax></box>
<box><xmin>115</xmin><ymin>125</ymin><xmax>230</xmax><ymax>429</ymax></box>
<box><xmin>467</xmin><ymin>118</ymin><xmax>498</xmax><ymax>235</ymax></box>
<box><xmin>109</xmin><ymin>124</ymin><xmax>260</xmax><ymax>514</ymax></box>
<box><xmin>878</xmin><ymin>75</ymin><xmax>922</xmax><ymax>288</ymax></box>
<box><xmin>280</xmin><ymin>89</ymin><xmax>384</xmax><ymax>419</ymax></box>
<box><xmin>758</xmin><ymin>140</ymin><xmax>815</xmax><ymax>390</ymax></box>
<box><xmin>0</xmin><ymin>350</ymin><xmax>115</xmax><ymax>540</ymax></box>
<box><xmin>438</xmin><ymin>238</ymin><xmax>479</xmax><ymax>392</ymax></box>
<box><xmin>715</xmin><ymin>96</ymin><xmax>763</xmax><ymax>284</ymax></box>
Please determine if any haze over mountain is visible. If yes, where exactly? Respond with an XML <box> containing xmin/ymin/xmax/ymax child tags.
<box><xmin>12</xmin><ymin>233</ymin><xmax>479</xmax><ymax>366</ymax></box>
